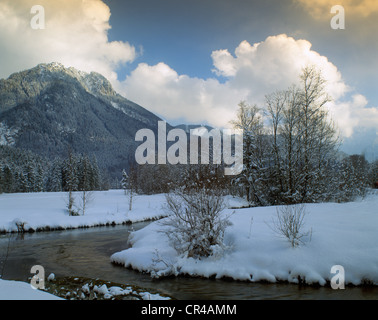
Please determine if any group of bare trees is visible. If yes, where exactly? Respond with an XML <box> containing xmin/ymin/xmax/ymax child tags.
<box><xmin>232</xmin><ymin>66</ymin><xmax>370</xmax><ymax>205</ymax></box>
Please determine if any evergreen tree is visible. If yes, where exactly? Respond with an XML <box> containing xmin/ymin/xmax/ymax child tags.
<box><xmin>370</xmin><ymin>160</ymin><xmax>378</xmax><ymax>189</ymax></box>
<box><xmin>0</xmin><ymin>168</ymin><xmax>3</xmax><ymax>194</ymax></box>
<box><xmin>35</xmin><ymin>165</ymin><xmax>44</xmax><ymax>192</ymax></box>
<box><xmin>78</xmin><ymin>155</ymin><xmax>91</xmax><ymax>191</ymax></box>
<box><xmin>46</xmin><ymin>158</ymin><xmax>63</xmax><ymax>192</ymax></box>
<box><xmin>89</xmin><ymin>155</ymin><xmax>101</xmax><ymax>190</ymax></box>
<box><xmin>336</xmin><ymin>155</ymin><xmax>369</xmax><ymax>201</ymax></box>
<box><xmin>20</xmin><ymin>173</ymin><xmax>29</xmax><ymax>192</ymax></box>
<box><xmin>25</xmin><ymin>164</ymin><xmax>35</xmax><ymax>192</ymax></box>
<box><xmin>76</xmin><ymin>154</ymin><xmax>101</xmax><ymax>191</ymax></box>
<box><xmin>62</xmin><ymin>151</ymin><xmax>78</xmax><ymax>192</ymax></box>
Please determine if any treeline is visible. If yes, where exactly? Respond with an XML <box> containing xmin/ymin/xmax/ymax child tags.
<box><xmin>0</xmin><ymin>146</ymin><xmax>46</xmax><ymax>193</ymax></box>
<box><xmin>0</xmin><ymin>145</ymin><xmax>105</xmax><ymax>193</ymax></box>
<box><xmin>118</xmin><ymin>154</ymin><xmax>377</xmax><ymax>202</ymax></box>
<box><xmin>117</xmin><ymin>163</ymin><xmax>231</xmax><ymax>195</ymax></box>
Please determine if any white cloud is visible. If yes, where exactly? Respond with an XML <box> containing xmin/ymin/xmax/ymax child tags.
<box><xmin>0</xmin><ymin>1</ymin><xmax>376</xmax><ymax>141</ymax></box>
<box><xmin>0</xmin><ymin>0</ymin><xmax>135</xmax><ymax>83</ymax></box>
<box><xmin>328</xmin><ymin>95</ymin><xmax>366</xmax><ymax>138</ymax></box>
<box><xmin>119</xmin><ymin>62</ymin><xmax>247</xmax><ymax>128</ymax></box>
<box><xmin>122</xmin><ymin>34</ymin><xmax>378</xmax><ymax>138</ymax></box>
<box><xmin>212</xmin><ymin>34</ymin><xmax>348</xmax><ymax>102</ymax></box>
<box><xmin>330</xmin><ymin>94</ymin><xmax>378</xmax><ymax>138</ymax></box>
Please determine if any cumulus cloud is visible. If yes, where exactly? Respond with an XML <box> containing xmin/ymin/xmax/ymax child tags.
<box><xmin>119</xmin><ymin>62</ymin><xmax>247</xmax><ymax>127</ymax></box>
<box><xmin>209</xmin><ymin>34</ymin><xmax>378</xmax><ymax>137</ymax></box>
<box><xmin>211</xmin><ymin>34</ymin><xmax>348</xmax><ymax>102</ymax></box>
<box><xmin>122</xmin><ymin>34</ymin><xmax>378</xmax><ymax>138</ymax></box>
<box><xmin>330</xmin><ymin>94</ymin><xmax>378</xmax><ymax>138</ymax></box>
<box><xmin>0</xmin><ymin>0</ymin><xmax>135</xmax><ymax>82</ymax></box>
<box><xmin>328</xmin><ymin>95</ymin><xmax>367</xmax><ymax>138</ymax></box>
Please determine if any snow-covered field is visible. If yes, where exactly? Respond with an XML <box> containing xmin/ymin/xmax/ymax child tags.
<box><xmin>0</xmin><ymin>190</ymin><xmax>171</xmax><ymax>299</ymax></box>
<box><xmin>1</xmin><ymin>189</ymin><xmax>378</xmax><ymax>299</ymax></box>
<box><xmin>111</xmin><ymin>191</ymin><xmax>378</xmax><ymax>286</ymax></box>
<box><xmin>0</xmin><ymin>190</ymin><xmax>169</xmax><ymax>233</ymax></box>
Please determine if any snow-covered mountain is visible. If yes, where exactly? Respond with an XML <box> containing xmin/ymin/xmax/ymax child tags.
<box><xmin>0</xmin><ymin>62</ymin><xmax>169</xmax><ymax>177</ymax></box>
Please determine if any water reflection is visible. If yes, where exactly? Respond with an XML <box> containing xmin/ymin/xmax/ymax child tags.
<box><xmin>0</xmin><ymin>224</ymin><xmax>377</xmax><ymax>300</ymax></box>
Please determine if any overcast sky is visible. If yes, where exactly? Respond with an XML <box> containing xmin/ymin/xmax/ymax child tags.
<box><xmin>0</xmin><ymin>0</ymin><xmax>377</xmax><ymax>160</ymax></box>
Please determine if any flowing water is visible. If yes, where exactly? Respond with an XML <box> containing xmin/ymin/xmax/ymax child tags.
<box><xmin>0</xmin><ymin>223</ymin><xmax>377</xmax><ymax>300</ymax></box>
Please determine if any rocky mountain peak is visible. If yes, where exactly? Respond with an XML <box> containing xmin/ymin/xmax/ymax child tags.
<box><xmin>0</xmin><ymin>63</ymin><xmax>117</xmax><ymax>113</ymax></box>
<box><xmin>35</xmin><ymin>62</ymin><xmax>116</xmax><ymax>97</ymax></box>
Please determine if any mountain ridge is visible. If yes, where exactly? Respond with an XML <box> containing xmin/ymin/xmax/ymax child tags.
<box><xmin>0</xmin><ymin>63</ymin><xmax>168</xmax><ymax>178</ymax></box>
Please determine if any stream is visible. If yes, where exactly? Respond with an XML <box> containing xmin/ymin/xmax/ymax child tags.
<box><xmin>0</xmin><ymin>222</ymin><xmax>377</xmax><ymax>300</ymax></box>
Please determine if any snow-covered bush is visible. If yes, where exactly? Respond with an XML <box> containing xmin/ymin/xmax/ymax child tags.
<box><xmin>162</xmin><ymin>188</ymin><xmax>232</xmax><ymax>259</ymax></box>
<box><xmin>270</xmin><ymin>204</ymin><xmax>312</xmax><ymax>248</ymax></box>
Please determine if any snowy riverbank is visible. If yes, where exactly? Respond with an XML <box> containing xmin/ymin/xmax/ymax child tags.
<box><xmin>0</xmin><ymin>190</ymin><xmax>169</xmax><ymax>233</ymax></box>
<box><xmin>111</xmin><ymin>191</ymin><xmax>378</xmax><ymax>286</ymax></box>
<box><xmin>1</xmin><ymin>189</ymin><xmax>378</xmax><ymax>297</ymax></box>
<box><xmin>0</xmin><ymin>277</ymin><xmax>172</xmax><ymax>300</ymax></box>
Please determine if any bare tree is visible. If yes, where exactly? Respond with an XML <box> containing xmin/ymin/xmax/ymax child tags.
<box><xmin>162</xmin><ymin>188</ymin><xmax>232</xmax><ymax>258</ymax></box>
<box><xmin>230</xmin><ymin>102</ymin><xmax>268</xmax><ymax>205</ymax></box>
<box><xmin>77</xmin><ymin>190</ymin><xmax>93</xmax><ymax>216</ymax></box>
<box><xmin>64</xmin><ymin>148</ymin><xmax>79</xmax><ymax>216</ymax></box>
<box><xmin>296</xmin><ymin>66</ymin><xmax>338</xmax><ymax>202</ymax></box>
<box><xmin>77</xmin><ymin>155</ymin><xmax>94</xmax><ymax>215</ymax></box>
<box><xmin>121</xmin><ymin>166</ymin><xmax>138</xmax><ymax>211</ymax></box>
<box><xmin>265</xmin><ymin>89</ymin><xmax>287</xmax><ymax>196</ymax></box>
<box><xmin>270</xmin><ymin>204</ymin><xmax>312</xmax><ymax>248</ymax></box>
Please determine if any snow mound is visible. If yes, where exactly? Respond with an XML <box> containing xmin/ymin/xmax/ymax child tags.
<box><xmin>111</xmin><ymin>192</ymin><xmax>378</xmax><ymax>286</ymax></box>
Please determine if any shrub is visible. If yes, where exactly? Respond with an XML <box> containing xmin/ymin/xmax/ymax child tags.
<box><xmin>162</xmin><ymin>188</ymin><xmax>232</xmax><ymax>258</ymax></box>
<box><xmin>270</xmin><ymin>204</ymin><xmax>312</xmax><ymax>248</ymax></box>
